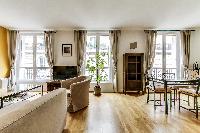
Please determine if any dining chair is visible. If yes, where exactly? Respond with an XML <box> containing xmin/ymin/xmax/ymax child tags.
<box><xmin>179</xmin><ymin>69</ymin><xmax>200</xmax><ymax>106</ymax></box>
<box><xmin>178</xmin><ymin>79</ymin><xmax>200</xmax><ymax>118</ymax></box>
<box><xmin>146</xmin><ymin>74</ymin><xmax>172</xmax><ymax>110</ymax></box>
<box><xmin>162</xmin><ymin>73</ymin><xmax>177</xmax><ymax>106</ymax></box>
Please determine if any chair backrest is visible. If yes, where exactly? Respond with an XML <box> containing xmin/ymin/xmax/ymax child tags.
<box><xmin>184</xmin><ymin>69</ymin><xmax>199</xmax><ymax>80</ymax></box>
<box><xmin>162</xmin><ymin>73</ymin><xmax>175</xmax><ymax>80</ymax></box>
<box><xmin>146</xmin><ymin>74</ymin><xmax>156</xmax><ymax>90</ymax></box>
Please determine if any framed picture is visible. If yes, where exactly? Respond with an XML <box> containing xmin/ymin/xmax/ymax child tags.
<box><xmin>62</xmin><ymin>44</ymin><xmax>72</xmax><ymax>56</ymax></box>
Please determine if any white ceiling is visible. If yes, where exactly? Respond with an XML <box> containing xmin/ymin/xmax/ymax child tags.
<box><xmin>0</xmin><ymin>0</ymin><xmax>200</xmax><ymax>30</ymax></box>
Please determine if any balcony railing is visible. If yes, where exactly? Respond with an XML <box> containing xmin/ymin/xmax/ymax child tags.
<box><xmin>151</xmin><ymin>67</ymin><xmax>177</xmax><ymax>79</ymax></box>
<box><xmin>19</xmin><ymin>67</ymin><xmax>51</xmax><ymax>81</ymax></box>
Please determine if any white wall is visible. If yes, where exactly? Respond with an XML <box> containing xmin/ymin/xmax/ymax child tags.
<box><xmin>118</xmin><ymin>30</ymin><xmax>146</xmax><ymax>92</ymax></box>
<box><xmin>54</xmin><ymin>30</ymin><xmax>77</xmax><ymax>66</ymax></box>
<box><xmin>190</xmin><ymin>28</ymin><xmax>200</xmax><ymax>67</ymax></box>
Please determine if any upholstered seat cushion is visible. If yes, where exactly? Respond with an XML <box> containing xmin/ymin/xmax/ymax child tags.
<box><xmin>147</xmin><ymin>85</ymin><xmax>173</xmax><ymax>93</ymax></box>
<box><xmin>154</xmin><ymin>87</ymin><xmax>172</xmax><ymax>93</ymax></box>
<box><xmin>173</xmin><ymin>86</ymin><xmax>189</xmax><ymax>90</ymax></box>
<box><xmin>179</xmin><ymin>88</ymin><xmax>200</xmax><ymax>96</ymax></box>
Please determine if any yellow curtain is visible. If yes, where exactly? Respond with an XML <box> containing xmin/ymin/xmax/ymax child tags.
<box><xmin>0</xmin><ymin>26</ymin><xmax>10</xmax><ymax>78</ymax></box>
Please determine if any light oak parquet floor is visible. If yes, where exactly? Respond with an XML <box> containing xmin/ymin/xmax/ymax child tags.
<box><xmin>64</xmin><ymin>93</ymin><xmax>200</xmax><ymax>133</ymax></box>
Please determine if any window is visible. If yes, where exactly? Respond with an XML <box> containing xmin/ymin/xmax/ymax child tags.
<box><xmin>16</xmin><ymin>33</ymin><xmax>51</xmax><ymax>85</ymax></box>
<box><xmin>84</xmin><ymin>33</ymin><xmax>112</xmax><ymax>82</ymax></box>
<box><xmin>152</xmin><ymin>32</ymin><xmax>181</xmax><ymax>79</ymax></box>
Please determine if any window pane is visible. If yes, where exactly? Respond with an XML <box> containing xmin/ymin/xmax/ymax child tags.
<box><xmin>86</xmin><ymin>36</ymin><xmax>96</xmax><ymax>52</ymax></box>
<box><xmin>36</xmin><ymin>35</ymin><xmax>49</xmax><ymax>67</ymax></box>
<box><xmin>20</xmin><ymin>36</ymin><xmax>33</xmax><ymax>67</ymax></box>
<box><xmin>152</xmin><ymin>34</ymin><xmax>163</xmax><ymax>79</ymax></box>
<box><xmin>99</xmin><ymin>52</ymin><xmax>109</xmax><ymax>67</ymax></box>
<box><xmin>166</xmin><ymin>35</ymin><xmax>176</xmax><ymax>68</ymax></box>
<box><xmin>101</xmin><ymin>68</ymin><xmax>109</xmax><ymax>81</ymax></box>
<box><xmin>36</xmin><ymin>68</ymin><xmax>51</xmax><ymax>80</ymax></box>
<box><xmin>100</xmin><ymin>36</ymin><xmax>110</xmax><ymax>52</ymax></box>
<box><xmin>153</xmin><ymin>35</ymin><xmax>163</xmax><ymax>68</ymax></box>
<box><xmin>19</xmin><ymin>68</ymin><xmax>33</xmax><ymax>80</ymax></box>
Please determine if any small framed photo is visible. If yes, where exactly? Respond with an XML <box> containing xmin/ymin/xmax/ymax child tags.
<box><xmin>62</xmin><ymin>44</ymin><xmax>72</xmax><ymax>56</ymax></box>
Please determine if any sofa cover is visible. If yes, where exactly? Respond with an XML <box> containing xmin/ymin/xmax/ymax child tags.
<box><xmin>0</xmin><ymin>88</ymin><xmax>67</xmax><ymax>133</ymax></box>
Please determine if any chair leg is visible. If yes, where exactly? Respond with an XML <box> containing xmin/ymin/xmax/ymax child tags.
<box><xmin>195</xmin><ymin>97</ymin><xmax>198</xmax><ymax>119</ymax></box>
<box><xmin>194</xmin><ymin>97</ymin><xmax>196</xmax><ymax>109</ymax></box>
<box><xmin>170</xmin><ymin>92</ymin><xmax>172</xmax><ymax>110</ymax></box>
<box><xmin>154</xmin><ymin>92</ymin><xmax>156</xmax><ymax>110</ymax></box>
<box><xmin>164</xmin><ymin>93</ymin><xmax>165</xmax><ymax>101</ymax></box>
<box><xmin>147</xmin><ymin>88</ymin><xmax>149</xmax><ymax>103</ymax></box>
<box><xmin>188</xmin><ymin>95</ymin><xmax>190</xmax><ymax>106</ymax></box>
<box><xmin>179</xmin><ymin>92</ymin><xmax>181</xmax><ymax>111</ymax></box>
<box><xmin>174</xmin><ymin>89</ymin><xmax>176</xmax><ymax>106</ymax></box>
<box><xmin>160</xmin><ymin>93</ymin><xmax>162</xmax><ymax>105</ymax></box>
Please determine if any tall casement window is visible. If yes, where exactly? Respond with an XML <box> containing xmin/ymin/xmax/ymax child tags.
<box><xmin>16</xmin><ymin>32</ymin><xmax>51</xmax><ymax>88</ymax></box>
<box><xmin>84</xmin><ymin>32</ymin><xmax>112</xmax><ymax>82</ymax></box>
<box><xmin>152</xmin><ymin>32</ymin><xmax>181</xmax><ymax>79</ymax></box>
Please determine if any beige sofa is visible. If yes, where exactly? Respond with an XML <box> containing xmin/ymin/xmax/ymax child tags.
<box><xmin>0</xmin><ymin>88</ymin><xmax>67</xmax><ymax>133</ymax></box>
<box><xmin>61</xmin><ymin>76</ymin><xmax>91</xmax><ymax>112</ymax></box>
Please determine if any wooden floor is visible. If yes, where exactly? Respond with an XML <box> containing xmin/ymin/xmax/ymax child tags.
<box><xmin>64</xmin><ymin>93</ymin><xmax>200</xmax><ymax>133</ymax></box>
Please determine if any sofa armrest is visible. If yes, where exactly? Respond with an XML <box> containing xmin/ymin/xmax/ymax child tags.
<box><xmin>61</xmin><ymin>78</ymin><xmax>73</xmax><ymax>89</ymax></box>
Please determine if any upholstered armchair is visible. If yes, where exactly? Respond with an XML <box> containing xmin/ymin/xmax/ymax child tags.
<box><xmin>61</xmin><ymin>76</ymin><xmax>91</xmax><ymax>112</ymax></box>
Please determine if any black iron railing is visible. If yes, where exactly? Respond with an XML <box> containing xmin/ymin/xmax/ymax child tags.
<box><xmin>151</xmin><ymin>68</ymin><xmax>176</xmax><ymax>79</ymax></box>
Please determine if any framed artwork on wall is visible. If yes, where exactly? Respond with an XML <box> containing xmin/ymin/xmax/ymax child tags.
<box><xmin>62</xmin><ymin>44</ymin><xmax>72</xmax><ymax>56</ymax></box>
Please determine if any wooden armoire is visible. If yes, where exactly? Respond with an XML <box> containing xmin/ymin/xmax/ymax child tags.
<box><xmin>123</xmin><ymin>53</ymin><xmax>144</xmax><ymax>94</ymax></box>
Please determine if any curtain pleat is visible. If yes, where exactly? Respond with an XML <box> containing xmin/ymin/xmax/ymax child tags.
<box><xmin>144</xmin><ymin>30</ymin><xmax>157</xmax><ymax>73</ymax></box>
<box><xmin>8</xmin><ymin>30</ymin><xmax>19</xmax><ymax>88</ymax></box>
<box><xmin>74</xmin><ymin>30</ymin><xmax>87</xmax><ymax>75</ymax></box>
<box><xmin>44</xmin><ymin>31</ymin><xmax>55</xmax><ymax>68</ymax></box>
<box><xmin>109</xmin><ymin>30</ymin><xmax>121</xmax><ymax>92</ymax></box>
<box><xmin>180</xmin><ymin>30</ymin><xmax>191</xmax><ymax>68</ymax></box>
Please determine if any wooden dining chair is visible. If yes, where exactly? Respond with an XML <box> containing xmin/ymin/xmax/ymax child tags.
<box><xmin>146</xmin><ymin>74</ymin><xmax>172</xmax><ymax>110</ymax></box>
<box><xmin>162</xmin><ymin>73</ymin><xmax>177</xmax><ymax>106</ymax></box>
<box><xmin>178</xmin><ymin>69</ymin><xmax>199</xmax><ymax>107</ymax></box>
<box><xmin>178</xmin><ymin>79</ymin><xmax>200</xmax><ymax>118</ymax></box>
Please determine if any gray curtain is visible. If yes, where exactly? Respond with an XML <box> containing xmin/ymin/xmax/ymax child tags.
<box><xmin>109</xmin><ymin>30</ymin><xmax>121</xmax><ymax>92</ymax></box>
<box><xmin>180</xmin><ymin>30</ymin><xmax>191</xmax><ymax>68</ymax></box>
<box><xmin>144</xmin><ymin>30</ymin><xmax>157</xmax><ymax>73</ymax></box>
<box><xmin>8</xmin><ymin>30</ymin><xmax>19</xmax><ymax>89</ymax></box>
<box><xmin>44</xmin><ymin>31</ymin><xmax>55</xmax><ymax>68</ymax></box>
<box><xmin>74</xmin><ymin>30</ymin><xmax>87</xmax><ymax>75</ymax></box>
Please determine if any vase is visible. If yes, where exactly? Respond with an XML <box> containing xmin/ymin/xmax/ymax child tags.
<box><xmin>94</xmin><ymin>85</ymin><xmax>101</xmax><ymax>96</ymax></box>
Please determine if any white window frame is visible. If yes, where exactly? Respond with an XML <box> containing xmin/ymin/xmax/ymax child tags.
<box><xmin>16</xmin><ymin>32</ymin><xmax>51</xmax><ymax>85</ymax></box>
<box><xmin>152</xmin><ymin>31</ymin><xmax>181</xmax><ymax>79</ymax></box>
<box><xmin>84</xmin><ymin>31</ymin><xmax>112</xmax><ymax>83</ymax></box>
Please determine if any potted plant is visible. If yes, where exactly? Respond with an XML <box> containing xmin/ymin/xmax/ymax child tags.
<box><xmin>86</xmin><ymin>52</ymin><xmax>108</xmax><ymax>96</ymax></box>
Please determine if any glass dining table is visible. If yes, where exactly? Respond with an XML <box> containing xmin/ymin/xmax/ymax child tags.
<box><xmin>163</xmin><ymin>78</ymin><xmax>200</xmax><ymax>114</ymax></box>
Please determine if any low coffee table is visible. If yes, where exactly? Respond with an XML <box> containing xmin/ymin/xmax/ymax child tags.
<box><xmin>46</xmin><ymin>80</ymin><xmax>61</xmax><ymax>92</ymax></box>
